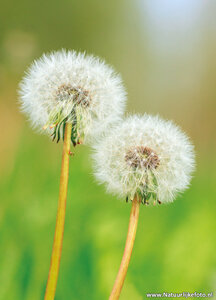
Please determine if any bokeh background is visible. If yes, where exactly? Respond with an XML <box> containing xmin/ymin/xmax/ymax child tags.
<box><xmin>0</xmin><ymin>0</ymin><xmax>216</xmax><ymax>299</ymax></box>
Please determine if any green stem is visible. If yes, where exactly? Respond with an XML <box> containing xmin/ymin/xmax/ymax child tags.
<box><xmin>44</xmin><ymin>122</ymin><xmax>72</xmax><ymax>300</ymax></box>
<box><xmin>109</xmin><ymin>196</ymin><xmax>141</xmax><ymax>300</ymax></box>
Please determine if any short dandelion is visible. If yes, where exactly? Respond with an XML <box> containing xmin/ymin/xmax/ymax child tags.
<box><xmin>19</xmin><ymin>49</ymin><xmax>126</xmax><ymax>300</ymax></box>
<box><xmin>92</xmin><ymin>114</ymin><xmax>195</xmax><ymax>300</ymax></box>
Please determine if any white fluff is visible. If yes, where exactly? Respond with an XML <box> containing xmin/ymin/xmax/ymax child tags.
<box><xmin>93</xmin><ymin>114</ymin><xmax>195</xmax><ymax>204</ymax></box>
<box><xmin>19</xmin><ymin>50</ymin><xmax>126</xmax><ymax>144</ymax></box>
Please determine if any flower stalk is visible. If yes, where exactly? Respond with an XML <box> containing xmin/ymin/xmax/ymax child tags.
<box><xmin>109</xmin><ymin>195</ymin><xmax>141</xmax><ymax>300</ymax></box>
<box><xmin>44</xmin><ymin>122</ymin><xmax>72</xmax><ymax>300</ymax></box>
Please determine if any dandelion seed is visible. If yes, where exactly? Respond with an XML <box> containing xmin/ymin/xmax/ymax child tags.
<box><xmin>93</xmin><ymin>114</ymin><xmax>195</xmax><ymax>205</ymax></box>
<box><xmin>19</xmin><ymin>49</ymin><xmax>126</xmax><ymax>145</ymax></box>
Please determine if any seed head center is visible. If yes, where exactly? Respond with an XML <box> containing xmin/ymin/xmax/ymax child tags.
<box><xmin>125</xmin><ymin>146</ymin><xmax>160</xmax><ymax>169</ymax></box>
<box><xmin>56</xmin><ymin>84</ymin><xmax>90</xmax><ymax>107</ymax></box>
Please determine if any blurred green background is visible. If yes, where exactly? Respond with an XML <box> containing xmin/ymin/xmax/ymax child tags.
<box><xmin>0</xmin><ymin>0</ymin><xmax>216</xmax><ymax>299</ymax></box>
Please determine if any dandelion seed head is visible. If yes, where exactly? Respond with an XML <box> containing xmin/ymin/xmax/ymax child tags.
<box><xmin>19</xmin><ymin>49</ymin><xmax>126</xmax><ymax>144</ymax></box>
<box><xmin>93</xmin><ymin>114</ymin><xmax>195</xmax><ymax>204</ymax></box>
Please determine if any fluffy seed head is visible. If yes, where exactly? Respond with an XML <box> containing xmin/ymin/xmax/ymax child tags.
<box><xmin>93</xmin><ymin>114</ymin><xmax>195</xmax><ymax>205</ymax></box>
<box><xmin>19</xmin><ymin>50</ymin><xmax>126</xmax><ymax>145</ymax></box>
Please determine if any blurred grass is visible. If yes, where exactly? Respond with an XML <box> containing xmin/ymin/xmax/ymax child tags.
<box><xmin>0</xmin><ymin>0</ymin><xmax>216</xmax><ymax>299</ymax></box>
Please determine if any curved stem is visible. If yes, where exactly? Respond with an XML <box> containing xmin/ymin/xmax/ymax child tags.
<box><xmin>44</xmin><ymin>123</ymin><xmax>72</xmax><ymax>300</ymax></box>
<box><xmin>109</xmin><ymin>196</ymin><xmax>141</xmax><ymax>300</ymax></box>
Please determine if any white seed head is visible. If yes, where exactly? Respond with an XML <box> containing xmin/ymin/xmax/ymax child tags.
<box><xmin>19</xmin><ymin>50</ymin><xmax>126</xmax><ymax>144</ymax></box>
<box><xmin>92</xmin><ymin>114</ymin><xmax>195</xmax><ymax>204</ymax></box>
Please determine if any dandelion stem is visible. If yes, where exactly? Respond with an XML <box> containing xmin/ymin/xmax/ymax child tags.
<box><xmin>109</xmin><ymin>196</ymin><xmax>141</xmax><ymax>300</ymax></box>
<box><xmin>44</xmin><ymin>122</ymin><xmax>72</xmax><ymax>300</ymax></box>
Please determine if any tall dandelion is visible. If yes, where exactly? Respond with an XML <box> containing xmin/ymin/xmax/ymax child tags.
<box><xmin>19</xmin><ymin>49</ymin><xmax>126</xmax><ymax>300</ymax></box>
<box><xmin>92</xmin><ymin>114</ymin><xmax>195</xmax><ymax>300</ymax></box>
